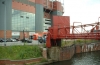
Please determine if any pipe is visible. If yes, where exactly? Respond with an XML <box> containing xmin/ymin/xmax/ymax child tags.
<box><xmin>98</xmin><ymin>17</ymin><xmax>100</xmax><ymax>29</ymax></box>
<box><xmin>47</xmin><ymin>0</ymin><xmax>48</xmax><ymax>8</ymax></box>
<box><xmin>52</xmin><ymin>0</ymin><xmax>53</xmax><ymax>9</ymax></box>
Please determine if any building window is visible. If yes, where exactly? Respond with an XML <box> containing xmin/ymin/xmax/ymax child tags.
<box><xmin>12</xmin><ymin>9</ymin><xmax>35</xmax><ymax>31</ymax></box>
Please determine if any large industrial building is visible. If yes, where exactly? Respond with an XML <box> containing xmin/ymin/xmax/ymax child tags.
<box><xmin>0</xmin><ymin>0</ymin><xmax>64</xmax><ymax>39</ymax></box>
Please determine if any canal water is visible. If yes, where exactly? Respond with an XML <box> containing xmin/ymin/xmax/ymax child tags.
<box><xmin>46</xmin><ymin>51</ymin><xmax>100</xmax><ymax>65</ymax></box>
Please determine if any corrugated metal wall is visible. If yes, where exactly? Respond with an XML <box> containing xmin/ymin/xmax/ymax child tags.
<box><xmin>0</xmin><ymin>0</ymin><xmax>12</xmax><ymax>38</ymax></box>
<box><xmin>35</xmin><ymin>4</ymin><xmax>44</xmax><ymax>32</ymax></box>
<box><xmin>0</xmin><ymin>0</ymin><xmax>12</xmax><ymax>30</ymax></box>
<box><xmin>53</xmin><ymin>16</ymin><xmax>70</xmax><ymax>34</ymax></box>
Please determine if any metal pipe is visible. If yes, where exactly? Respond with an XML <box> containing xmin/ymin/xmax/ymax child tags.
<box><xmin>98</xmin><ymin>17</ymin><xmax>100</xmax><ymax>22</ymax></box>
<box><xmin>47</xmin><ymin>0</ymin><xmax>48</xmax><ymax>8</ymax></box>
<box><xmin>98</xmin><ymin>17</ymin><xmax>100</xmax><ymax>29</ymax></box>
<box><xmin>63</xmin><ymin>0</ymin><xmax>64</xmax><ymax>5</ymax></box>
<box><xmin>52</xmin><ymin>0</ymin><xmax>53</xmax><ymax>9</ymax></box>
<box><xmin>72</xmin><ymin>22</ymin><xmax>82</xmax><ymax>34</ymax></box>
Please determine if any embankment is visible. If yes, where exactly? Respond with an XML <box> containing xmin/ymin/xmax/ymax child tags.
<box><xmin>48</xmin><ymin>42</ymin><xmax>100</xmax><ymax>61</ymax></box>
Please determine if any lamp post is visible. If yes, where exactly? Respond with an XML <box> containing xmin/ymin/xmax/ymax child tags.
<box><xmin>23</xmin><ymin>29</ymin><xmax>25</xmax><ymax>41</ymax></box>
<box><xmin>2</xmin><ymin>1</ymin><xmax>6</xmax><ymax>46</ymax></box>
<box><xmin>22</xmin><ymin>29</ymin><xmax>25</xmax><ymax>43</ymax></box>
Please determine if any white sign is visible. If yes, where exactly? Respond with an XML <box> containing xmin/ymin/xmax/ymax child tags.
<box><xmin>29</xmin><ymin>32</ymin><xmax>35</xmax><ymax>35</ymax></box>
<box><xmin>12</xmin><ymin>32</ymin><xmax>20</xmax><ymax>36</ymax></box>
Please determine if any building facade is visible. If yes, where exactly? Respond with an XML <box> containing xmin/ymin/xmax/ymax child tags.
<box><xmin>0</xmin><ymin>0</ymin><xmax>64</xmax><ymax>39</ymax></box>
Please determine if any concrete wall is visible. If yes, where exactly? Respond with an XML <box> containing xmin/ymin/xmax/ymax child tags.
<box><xmin>48</xmin><ymin>43</ymin><xmax>100</xmax><ymax>61</ymax></box>
<box><xmin>59</xmin><ymin>45</ymin><xmax>75</xmax><ymax>61</ymax></box>
<box><xmin>76</xmin><ymin>43</ymin><xmax>100</xmax><ymax>53</ymax></box>
<box><xmin>47</xmin><ymin>47</ymin><xmax>61</xmax><ymax>61</ymax></box>
<box><xmin>48</xmin><ymin>45</ymin><xmax>75</xmax><ymax>61</ymax></box>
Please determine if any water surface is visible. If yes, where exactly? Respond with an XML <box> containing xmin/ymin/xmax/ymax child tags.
<box><xmin>46</xmin><ymin>51</ymin><xmax>100</xmax><ymax>65</ymax></box>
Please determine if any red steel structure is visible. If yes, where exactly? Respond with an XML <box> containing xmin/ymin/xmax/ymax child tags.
<box><xmin>46</xmin><ymin>16</ymin><xmax>100</xmax><ymax>48</ymax></box>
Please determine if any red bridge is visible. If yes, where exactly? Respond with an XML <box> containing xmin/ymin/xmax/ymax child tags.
<box><xmin>46</xmin><ymin>16</ymin><xmax>100</xmax><ymax>47</ymax></box>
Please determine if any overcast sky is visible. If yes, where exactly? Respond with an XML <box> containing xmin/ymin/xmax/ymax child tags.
<box><xmin>63</xmin><ymin>0</ymin><xmax>100</xmax><ymax>25</ymax></box>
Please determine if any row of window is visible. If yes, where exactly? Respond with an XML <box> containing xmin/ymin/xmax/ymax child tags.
<box><xmin>12</xmin><ymin>9</ymin><xmax>35</xmax><ymax>31</ymax></box>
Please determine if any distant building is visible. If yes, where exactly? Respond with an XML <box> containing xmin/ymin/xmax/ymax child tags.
<box><xmin>0</xmin><ymin>0</ymin><xmax>64</xmax><ymax>39</ymax></box>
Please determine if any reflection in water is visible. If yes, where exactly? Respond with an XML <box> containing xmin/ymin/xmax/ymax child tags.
<box><xmin>46</xmin><ymin>51</ymin><xmax>100</xmax><ymax>65</ymax></box>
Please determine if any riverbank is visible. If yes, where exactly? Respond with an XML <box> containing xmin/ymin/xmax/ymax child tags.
<box><xmin>33</xmin><ymin>42</ymin><xmax>100</xmax><ymax>65</ymax></box>
<box><xmin>48</xmin><ymin>42</ymin><xmax>100</xmax><ymax>61</ymax></box>
<box><xmin>30</xmin><ymin>41</ymin><xmax>100</xmax><ymax>65</ymax></box>
<box><xmin>46</xmin><ymin>51</ymin><xmax>100</xmax><ymax>65</ymax></box>
<box><xmin>0</xmin><ymin>41</ymin><xmax>100</xmax><ymax>65</ymax></box>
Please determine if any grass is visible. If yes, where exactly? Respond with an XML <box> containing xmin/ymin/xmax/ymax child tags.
<box><xmin>61</xmin><ymin>39</ymin><xmax>98</xmax><ymax>47</ymax></box>
<box><xmin>0</xmin><ymin>45</ymin><xmax>42</xmax><ymax>60</ymax></box>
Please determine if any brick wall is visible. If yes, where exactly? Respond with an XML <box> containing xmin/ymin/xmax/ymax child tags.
<box><xmin>12</xmin><ymin>1</ymin><xmax>35</xmax><ymax>13</ymax></box>
<box><xmin>0</xmin><ymin>30</ymin><xmax>11</xmax><ymax>38</ymax></box>
<box><xmin>0</xmin><ymin>58</ymin><xmax>42</xmax><ymax>65</ymax></box>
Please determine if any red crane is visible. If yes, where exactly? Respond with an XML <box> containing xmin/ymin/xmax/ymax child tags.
<box><xmin>46</xmin><ymin>16</ymin><xmax>100</xmax><ymax>48</ymax></box>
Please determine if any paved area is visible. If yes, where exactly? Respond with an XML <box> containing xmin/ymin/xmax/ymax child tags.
<box><xmin>0</xmin><ymin>40</ymin><xmax>41</xmax><ymax>46</ymax></box>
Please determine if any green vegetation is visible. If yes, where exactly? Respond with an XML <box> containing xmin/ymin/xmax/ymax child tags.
<box><xmin>26</xmin><ymin>63</ymin><xmax>37</xmax><ymax>65</ymax></box>
<box><xmin>61</xmin><ymin>39</ymin><xmax>74</xmax><ymax>47</ymax></box>
<box><xmin>40</xmin><ymin>58</ymin><xmax>48</xmax><ymax>62</ymax></box>
<box><xmin>43</xmin><ymin>43</ymin><xmax>46</xmax><ymax>48</ymax></box>
<box><xmin>61</xmin><ymin>39</ymin><xmax>98</xmax><ymax>47</ymax></box>
<box><xmin>0</xmin><ymin>45</ymin><xmax>42</xmax><ymax>60</ymax></box>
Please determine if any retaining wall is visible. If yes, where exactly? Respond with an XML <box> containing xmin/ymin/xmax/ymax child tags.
<box><xmin>48</xmin><ymin>43</ymin><xmax>100</xmax><ymax>61</ymax></box>
<box><xmin>76</xmin><ymin>43</ymin><xmax>100</xmax><ymax>53</ymax></box>
<box><xmin>59</xmin><ymin>45</ymin><xmax>75</xmax><ymax>61</ymax></box>
<box><xmin>48</xmin><ymin>44</ymin><xmax>75</xmax><ymax>61</ymax></box>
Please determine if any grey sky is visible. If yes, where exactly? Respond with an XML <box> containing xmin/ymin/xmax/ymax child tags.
<box><xmin>63</xmin><ymin>0</ymin><xmax>100</xmax><ymax>25</ymax></box>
